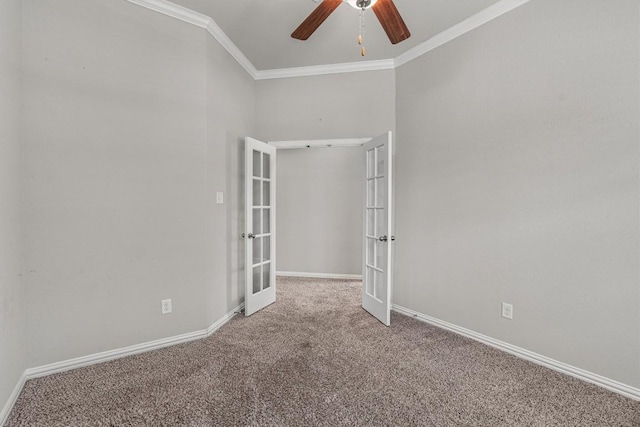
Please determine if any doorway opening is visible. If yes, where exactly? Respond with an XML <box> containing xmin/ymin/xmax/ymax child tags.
<box><xmin>243</xmin><ymin>133</ymin><xmax>394</xmax><ymax>325</ymax></box>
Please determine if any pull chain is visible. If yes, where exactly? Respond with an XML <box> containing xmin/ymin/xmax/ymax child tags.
<box><xmin>359</xmin><ymin>8</ymin><xmax>366</xmax><ymax>56</ymax></box>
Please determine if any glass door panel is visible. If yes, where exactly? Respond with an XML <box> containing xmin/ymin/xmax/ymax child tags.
<box><xmin>263</xmin><ymin>263</ymin><xmax>271</xmax><ymax>289</ymax></box>
<box><xmin>253</xmin><ymin>150</ymin><xmax>261</xmax><ymax>177</ymax></box>
<box><xmin>263</xmin><ymin>154</ymin><xmax>271</xmax><ymax>179</ymax></box>
<box><xmin>252</xmin><ymin>208</ymin><xmax>261</xmax><ymax>235</ymax></box>
<box><xmin>252</xmin><ymin>266</ymin><xmax>261</xmax><ymax>294</ymax></box>
<box><xmin>253</xmin><ymin>180</ymin><xmax>261</xmax><ymax>206</ymax></box>
<box><xmin>253</xmin><ymin>237</ymin><xmax>262</xmax><ymax>265</ymax></box>
<box><xmin>263</xmin><ymin>208</ymin><xmax>270</xmax><ymax>233</ymax></box>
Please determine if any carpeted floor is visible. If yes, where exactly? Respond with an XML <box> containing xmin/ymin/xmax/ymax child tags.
<box><xmin>7</xmin><ymin>277</ymin><xmax>639</xmax><ymax>426</ymax></box>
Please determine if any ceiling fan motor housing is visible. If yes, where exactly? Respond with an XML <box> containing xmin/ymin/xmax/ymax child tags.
<box><xmin>345</xmin><ymin>0</ymin><xmax>377</xmax><ymax>10</ymax></box>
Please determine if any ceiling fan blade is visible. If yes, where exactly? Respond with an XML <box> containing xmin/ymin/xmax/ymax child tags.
<box><xmin>291</xmin><ymin>0</ymin><xmax>343</xmax><ymax>40</ymax></box>
<box><xmin>372</xmin><ymin>0</ymin><xmax>411</xmax><ymax>44</ymax></box>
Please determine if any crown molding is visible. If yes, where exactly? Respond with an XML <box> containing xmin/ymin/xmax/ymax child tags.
<box><xmin>126</xmin><ymin>0</ymin><xmax>530</xmax><ymax>80</ymax></box>
<box><xmin>126</xmin><ymin>0</ymin><xmax>258</xmax><ymax>78</ymax></box>
<box><xmin>255</xmin><ymin>59</ymin><xmax>395</xmax><ymax>80</ymax></box>
<box><xmin>126</xmin><ymin>0</ymin><xmax>210</xmax><ymax>28</ymax></box>
<box><xmin>395</xmin><ymin>0</ymin><xmax>530</xmax><ymax>68</ymax></box>
<box><xmin>205</xmin><ymin>20</ymin><xmax>258</xmax><ymax>78</ymax></box>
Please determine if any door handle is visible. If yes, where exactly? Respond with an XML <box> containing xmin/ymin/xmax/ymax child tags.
<box><xmin>377</xmin><ymin>235</ymin><xmax>396</xmax><ymax>242</ymax></box>
<box><xmin>247</xmin><ymin>233</ymin><xmax>256</xmax><ymax>239</ymax></box>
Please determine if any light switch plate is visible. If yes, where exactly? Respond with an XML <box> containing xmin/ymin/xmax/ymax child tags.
<box><xmin>216</xmin><ymin>192</ymin><xmax>224</xmax><ymax>204</ymax></box>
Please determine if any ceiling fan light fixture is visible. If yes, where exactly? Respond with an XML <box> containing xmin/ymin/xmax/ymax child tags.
<box><xmin>345</xmin><ymin>0</ymin><xmax>378</xmax><ymax>10</ymax></box>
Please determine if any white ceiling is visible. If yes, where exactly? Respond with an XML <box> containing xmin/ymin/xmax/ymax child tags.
<box><xmin>169</xmin><ymin>0</ymin><xmax>502</xmax><ymax>70</ymax></box>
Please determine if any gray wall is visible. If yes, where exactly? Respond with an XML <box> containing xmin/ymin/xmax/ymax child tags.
<box><xmin>256</xmin><ymin>70</ymin><xmax>396</xmax><ymax>142</ymax></box>
<box><xmin>394</xmin><ymin>0</ymin><xmax>640</xmax><ymax>388</ymax></box>
<box><xmin>276</xmin><ymin>147</ymin><xmax>363</xmax><ymax>275</ymax></box>
<box><xmin>256</xmin><ymin>71</ymin><xmax>395</xmax><ymax>275</ymax></box>
<box><xmin>22</xmin><ymin>0</ymin><xmax>254</xmax><ymax>368</ymax></box>
<box><xmin>205</xmin><ymin>36</ymin><xmax>255</xmax><ymax>325</ymax></box>
<box><xmin>0</xmin><ymin>0</ymin><xmax>26</xmax><ymax>411</ymax></box>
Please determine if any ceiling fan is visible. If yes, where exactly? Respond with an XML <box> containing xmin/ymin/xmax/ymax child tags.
<box><xmin>291</xmin><ymin>0</ymin><xmax>410</xmax><ymax>45</ymax></box>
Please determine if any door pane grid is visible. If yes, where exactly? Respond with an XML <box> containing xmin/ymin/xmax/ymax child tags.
<box><xmin>245</xmin><ymin>138</ymin><xmax>276</xmax><ymax>316</ymax></box>
<box><xmin>364</xmin><ymin>142</ymin><xmax>387</xmax><ymax>303</ymax></box>
<box><xmin>252</xmin><ymin>178</ymin><xmax>271</xmax><ymax>208</ymax></box>
<box><xmin>250</xmin><ymin>149</ymin><xmax>273</xmax><ymax>290</ymax></box>
<box><xmin>365</xmin><ymin>194</ymin><xmax>382</xmax><ymax>301</ymax></box>
<box><xmin>361</xmin><ymin>133</ymin><xmax>392</xmax><ymax>325</ymax></box>
<box><xmin>373</xmin><ymin>144</ymin><xmax>384</xmax><ymax>301</ymax></box>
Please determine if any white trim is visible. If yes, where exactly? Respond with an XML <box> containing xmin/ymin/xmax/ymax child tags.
<box><xmin>25</xmin><ymin>331</ymin><xmax>205</xmax><ymax>380</ymax></box>
<box><xmin>25</xmin><ymin>302</ymin><xmax>244</xmax><ymax>380</ymax></box>
<box><xmin>125</xmin><ymin>0</ymin><xmax>530</xmax><ymax>80</ymax></box>
<box><xmin>205</xmin><ymin>20</ymin><xmax>258</xmax><ymax>78</ymax></box>
<box><xmin>126</xmin><ymin>0</ymin><xmax>258</xmax><ymax>78</ymax></box>
<box><xmin>126</xmin><ymin>0</ymin><xmax>210</xmax><ymax>28</ymax></box>
<box><xmin>0</xmin><ymin>371</ymin><xmax>27</xmax><ymax>427</ymax></box>
<box><xmin>206</xmin><ymin>303</ymin><xmax>244</xmax><ymax>335</ymax></box>
<box><xmin>395</xmin><ymin>0</ymin><xmax>530</xmax><ymax>68</ymax></box>
<box><xmin>392</xmin><ymin>304</ymin><xmax>640</xmax><ymax>401</ymax></box>
<box><xmin>254</xmin><ymin>59</ymin><xmax>395</xmax><ymax>80</ymax></box>
<box><xmin>269</xmin><ymin>138</ymin><xmax>371</xmax><ymax>149</ymax></box>
<box><xmin>0</xmin><ymin>303</ymin><xmax>244</xmax><ymax>425</ymax></box>
<box><xmin>277</xmin><ymin>271</ymin><xmax>362</xmax><ymax>280</ymax></box>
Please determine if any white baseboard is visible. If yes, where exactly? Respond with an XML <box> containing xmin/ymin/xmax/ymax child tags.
<box><xmin>25</xmin><ymin>330</ymin><xmax>206</xmax><ymax>380</ymax></box>
<box><xmin>207</xmin><ymin>303</ymin><xmax>244</xmax><ymax>335</ymax></box>
<box><xmin>277</xmin><ymin>271</ymin><xmax>362</xmax><ymax>280</ymax></box>
<box><xmin>0</xmin><ymin>303</ymin><xmax>244</xmax><ymax>426</ymax></box>
<box><xmin>392</xmin><ymin>304</ymin><xmax>640</xmax><ymax>401</ymax></box>
<box><xmin>0</xmin><ymin>371</ymin><xmax>26</xmax><ymax>427</ymax></box>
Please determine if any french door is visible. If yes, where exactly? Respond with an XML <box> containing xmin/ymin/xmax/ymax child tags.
<box><xmin>244</xmin><ymin>137</ymin><xmax>276</xmax><ymax>316</ymax></box>
<box><xmin>362</xmin><ymin>132</ymin><xmax>394</xmax><ymax>326</ymax></box>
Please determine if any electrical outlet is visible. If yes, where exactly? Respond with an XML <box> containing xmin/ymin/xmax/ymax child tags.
<box><xmin>161</xmin><ymin>299</ymin><xmax>172</xmax><ymax>315</ymax></box>
<box><xmin>501</xmin><ymin>303</ymin><xmax>513</xmax><ymax>319</ymax></box>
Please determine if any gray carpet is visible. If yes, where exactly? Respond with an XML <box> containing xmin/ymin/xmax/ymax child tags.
<box><xmin>7</xmin><ymin>277</ymin><xmax>639</xmax><ymax>426</ymax></box>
